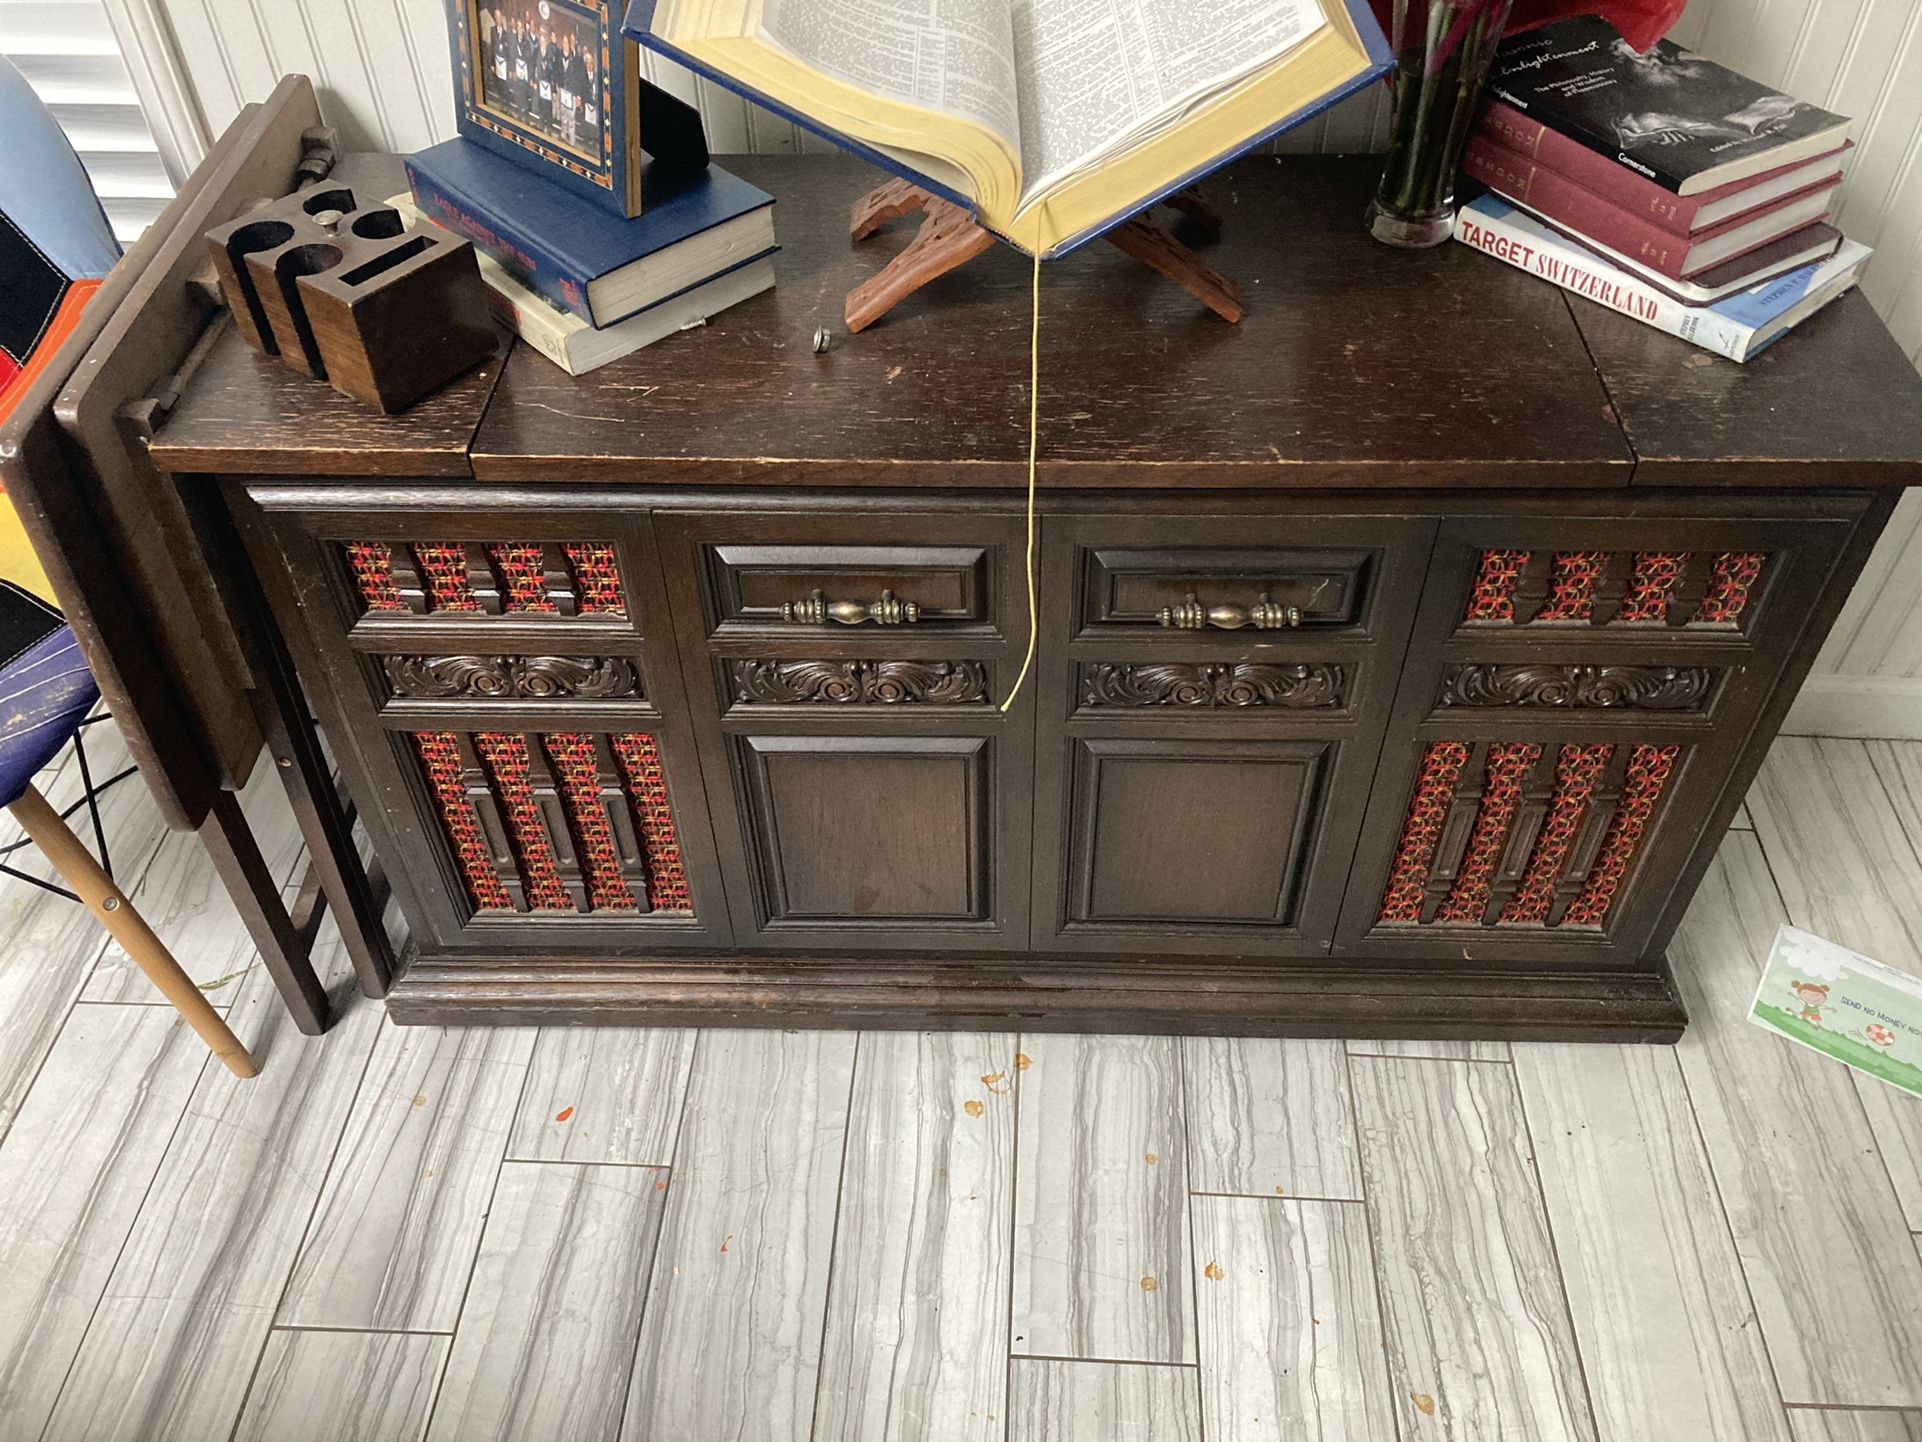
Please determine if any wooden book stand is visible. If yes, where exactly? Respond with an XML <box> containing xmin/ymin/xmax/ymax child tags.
<box><xmin>845</xmin><ymin>179</ymin><xmax>1245</xmax><ymax>332</ymax></box>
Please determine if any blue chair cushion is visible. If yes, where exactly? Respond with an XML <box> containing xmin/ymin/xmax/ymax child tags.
<box><xmin>0</xmin><ymin>582</ymin><xmax>96</xmax><ymax>807</ymax></box>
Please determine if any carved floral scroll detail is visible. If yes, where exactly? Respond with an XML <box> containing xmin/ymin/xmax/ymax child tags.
<box><xmin>1080</xmin><ymin>662</ymin><xmax>1346</xmax><ymax>708</ymax></box>
<box><xmin>385</xmin><ymin>654</ymin><xmax>640</xmax><ymax>700</ymax></box>
<box><xmin>730</xmin><ymin>659</ymin><xmax>990</xmax><ymax>705</ymax></box>
<box><xmin>1437</xmin><ymin>663</ymin><xmax>1713</xmax><ymax>711</ymax></box>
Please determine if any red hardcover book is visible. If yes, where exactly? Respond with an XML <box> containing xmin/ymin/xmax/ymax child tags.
<box><xmin>1478</xmin><ymin>99</ymin><xmax>1849</xmax><ymax>235</ymax></box>
<box><xmin>1463</xmin><ymin>133</ymin><xmax>1838</xmax><ymax>279</ymax></box>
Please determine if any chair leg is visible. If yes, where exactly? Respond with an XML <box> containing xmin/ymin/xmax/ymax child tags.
<box><xmin>9</xmin><ymin>783</ymin><xmax>257</xmax><ymax>1079</ymax></box>
<box><xmin>199</xmin><ymin>788</ymin><xmax>331</xmax><ymax>1036</ymax></box>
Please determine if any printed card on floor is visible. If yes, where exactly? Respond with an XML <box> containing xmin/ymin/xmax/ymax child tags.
<box><xmin>1750</xmin><ymin>924</ymin><xmax>1922</xmax><ymax>1098</ymax></box>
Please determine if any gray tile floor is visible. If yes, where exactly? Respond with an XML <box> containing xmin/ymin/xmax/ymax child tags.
<box><xmin>1</xmin><ymin>721</ymin><xmax>1920</xmax><ymax>1442</ymax></box>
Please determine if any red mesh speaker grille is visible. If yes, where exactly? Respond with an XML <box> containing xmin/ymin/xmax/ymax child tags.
<box><xmin>563</xmin><ymin>543</ymin><xmax>626</xmax><ymax>615</ymax></box>
<box><xmin>412</xmin><ymin>544</ymin><xmax>481</xmax><ymax>612</ymax></box>
<box><xmin>1616</xmin><ymin>552</ymin><xmax>1687</xmax><ymax>622</ymax></box>
<box><xmin>474</xmin><ymin>733</ymin><xmax>572</xmax><ymax>910</ymax></box>
<box><xmin>411</xmin><ymin>732</ymin><xmax>511</xmax><ymax>911</ymax></box>
<box><xmin>542</xmin><ymin>733</ymin><xmax>639</xmax><ymax>912</ymax></box>
<box><xmin>1692</xmin><ymin>552</ymin><xmax>1765</xmax><ymax>624</ymax></box>
<box><xmin>347</xmin><ymin>542</ymin><xmax>405</xmax><ymax>613</ymax></box>
<box><xmin>1463</xmin><ymin>550</ymin><xmax>1529</xmax><ymax>622</ymax></box>
<box><xmin>1435</xmin><ymin>743</ymin><xmax>1542</xmax><ymax>925</ymax></box>
<box><xmin>612</xmin><ymin>733</ymin><xmax>691</xmax><ymax>913</ymax></box>
<box><xmin>489</xmin><ymin>544</ymin><xmax>557</xmax><ymax>613</ymax></box>
<box><xmin>1532</xmin><ymin>551</ymin><xmax>1608</xmax><ymax>622</ymax></box>
<box><xmin>1499</xmin><ymin>743</ymin><xmax>1614</xmax><ymax>925</ymax></box>
<box><xmin>1561</xmin><ymin>744</ymin><xmax>1682</xmax><ymax>927</ymax></box>
<box><xmin>1377</xmin><ymin>741</ymin><xmax>1472</xmax><ymax>923</ymax></box>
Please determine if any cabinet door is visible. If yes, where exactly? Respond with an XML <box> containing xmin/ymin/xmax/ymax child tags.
<box><xmin>1033</xmin><ymin>510</ymin><xmax>1434</xmax><ymax>955</ymax></box>
<box><xmin>657</xmin><ymin>507</ymin><xmax>1033</xmax><ymax>951</ymax></box>
<box><xmin>1336</xmin><ymin>507</ymin><xmax>1858</xmax><ymax>967</ymax></box>
<box><xmin>241</xmin><ymin>490</ymin><xmax>731</xmax><ymax>955</ymax></box>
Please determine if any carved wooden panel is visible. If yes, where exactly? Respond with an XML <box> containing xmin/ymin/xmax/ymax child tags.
<box><xmin>1078</xmin><ymin>661</ymin><xmax>1346</xmax><ymax>709</ymax></box>
<box><xmin>1064</xmin><ymin>737</ymin><xmax>1328</xmax><ymax>928</ymax></box>
<box><xmin>1374</xmin><ymin>738</ymin><xmax>1686</xmax><ymax>930</ymax></box>
<box><xmin>407</xmin><ymin>729</ymin><xmax>689</xmax><ymax>917</ymax></box>
<box><xmin>345</xmin><ymin>540</ymin><xmax>627</xmax><ymax>617</ymax></box>
<box><xmin>734</xmin><ymin>735</ymin><xmax>989</xmax><ymax>924</ymax></box>
<box><xmin>1459</xmin><ymin>548</ymin><xmax>1769</xmax><ymax>629</ymax></box>
<box><xmin>1436</xmin><ymin>663</ymin><xmax>1715</xmax><ymax>711</ymax></box>
<box><xmin>385</xmin><ymin>654</ymin><xmax>642</xmax><ymax>700</ymax></box>
<box><xmin>728</xmin><ymin>658</ymin><xmax>989</xmax><ymax>705</ymax></box>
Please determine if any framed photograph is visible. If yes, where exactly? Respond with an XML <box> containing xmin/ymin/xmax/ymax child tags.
<box><xmin>450</xmin><ymin>0</ymin><xmax>644</xmax><ymax>217</ymax></box>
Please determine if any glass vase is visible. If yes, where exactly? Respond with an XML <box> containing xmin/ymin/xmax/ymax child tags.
<box><xmin>1365</xmin><ymin>0</ymin><xmax>1517</xmax><ymax>247</ymax></box>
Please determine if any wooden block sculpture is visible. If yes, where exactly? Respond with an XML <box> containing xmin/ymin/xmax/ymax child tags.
<box><xmin>206</xmin><ymin>183</ymin><xmax>494</xmax><ymax>413</ymax></box>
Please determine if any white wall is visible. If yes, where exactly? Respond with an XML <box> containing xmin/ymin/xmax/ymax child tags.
<box><xmin>131</xmin><ymin>0</ymin><xmax>1922</xmax><ymax>732</ymax></box>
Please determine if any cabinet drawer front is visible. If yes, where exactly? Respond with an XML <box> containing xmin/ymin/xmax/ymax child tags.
<box><xmin>656</xmin><ymin>507</ymin><xmax>1034</xmax><ymax>953</ymax></box>
<box><xmin>664</xmin><ymin>511</ymin><xmax>1026</xmax><ymax>643</ymax></box>
<box><xmin>1080</xmin><ymin>545</ymin><xmax>1376</xmax><ymax>638</ymax></box>
<box><xmin>712</xmin><ymin>543</ymin><xmax>992</xmax><ymax>630</ymax></box>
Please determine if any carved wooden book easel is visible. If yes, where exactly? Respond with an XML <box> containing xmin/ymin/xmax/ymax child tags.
<box><xmin>845</xmin><ymin>179</ymin><xmax>1245</xmax><ymax>332</ymax></box>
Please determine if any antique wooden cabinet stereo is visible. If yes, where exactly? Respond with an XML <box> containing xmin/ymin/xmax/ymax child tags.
<box><xmin>153</xmin><ymin>156</ymin><xmax>1922</xmax><ymax>1042</ymax></box>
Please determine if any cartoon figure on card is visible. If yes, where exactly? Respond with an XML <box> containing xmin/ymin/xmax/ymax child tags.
<box><xmin>1789</xmin><ymin>978</ymin><xmax>1830</xmax><ymax>1028</ymax></box>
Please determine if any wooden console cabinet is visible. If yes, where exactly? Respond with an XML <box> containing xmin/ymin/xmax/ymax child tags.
<box><xmin>153</xmin><ymin>155</ymin><xmax>1922</xmax><ymax>1042</ymax></box>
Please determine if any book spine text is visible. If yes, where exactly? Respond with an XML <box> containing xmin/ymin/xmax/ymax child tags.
<box><xmin>1463</xmin><ymin>136</ymin><xmax>1700</xmax><ymax>275</ymax></box>
<box><xmin>405</xmin><ymin>161</ymin><xmax>596</xmax><ymax>324</ymax></box>
<box><xmin>1480</xmin><ymin>95</ymin><xmax>1688</xmax><ymax>197</ymax></box>
<box><xmin>1454</xmin><ymin>207</ymin><xmax>1756</xmax><ymax>360</ymax></box>
<box><xmin>1477</xmin><ymin>101</ymin><xmax>1699</xmax><ymax>227</ymax></box>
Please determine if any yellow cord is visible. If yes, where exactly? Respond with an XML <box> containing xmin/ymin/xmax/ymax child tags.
<box><xmin>1000</xmin><ymin>246</ymin><xmax>1042</xmax><ymax>714</ymax></box>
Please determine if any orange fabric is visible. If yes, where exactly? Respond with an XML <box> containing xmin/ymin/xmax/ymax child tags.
<box><xmin>0</xmin><ymin>278</ymin><xmax>98</xmax><ymax>435</ymax></box>
<box><xmin>0</xmin><ymin>278</ymin><xmax>93</xmax><ymax>600</ymax></box>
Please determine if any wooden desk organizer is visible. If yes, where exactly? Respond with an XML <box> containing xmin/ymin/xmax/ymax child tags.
<box><xmin>206</xmin><ymin>183</ymin><xmax>493</xmax><ymax>413</ymax></box>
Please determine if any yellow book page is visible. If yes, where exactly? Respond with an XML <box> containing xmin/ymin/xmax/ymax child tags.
<box><xmin>657</xmin><ymin>0</ymin><xmax>1022</xmax><ymax>218</ymax></box>
<box><xmin>1001</xmin><ymin>14</ymin><xmax>1369</xmax><ymax>254</ymax></box>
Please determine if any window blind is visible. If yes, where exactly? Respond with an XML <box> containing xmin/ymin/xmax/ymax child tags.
<box><xmin>0</xmin><ymin>0</ymin><xmax>173</xmax><ymax>242</ymax></box>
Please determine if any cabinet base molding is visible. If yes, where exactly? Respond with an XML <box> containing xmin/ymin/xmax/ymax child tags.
<box><xmin>383</xmin><ymin>952</ymin><xmax>1687</xmax><ymax>1042</ymax></box>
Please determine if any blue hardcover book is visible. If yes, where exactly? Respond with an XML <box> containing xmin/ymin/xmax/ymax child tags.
<box><xmin>407</xmin><ymin>137</ymin><xmax>776</xmax><ymax>327</ymax></box>
<box><xmin>622</xmin><ymin>0</ymin><xmax>1391</xmax><ymax>259</ymax></box>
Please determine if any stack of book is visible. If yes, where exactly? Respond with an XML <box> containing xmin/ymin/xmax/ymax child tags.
<box><xmin>1454</xmin><ymin>18</ymin><xmax>1868</xmax><ymax>360</ymax></box>
<box><xmin>404</xmin><ymin>139</ymin><xmax>777</xmax><ymax>374</ymax></box>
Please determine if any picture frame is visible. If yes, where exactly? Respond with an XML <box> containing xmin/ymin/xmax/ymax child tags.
<box><xmin>450</xmin><ymin>0</ymin><xmax>646</xmax><ymax>217</ymax></box>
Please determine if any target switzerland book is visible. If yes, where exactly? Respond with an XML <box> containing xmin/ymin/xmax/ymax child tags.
<box><xmin>623</xmin><ymin>0</ymin><xmax>1389</xmax><ymax>257</ymax></box>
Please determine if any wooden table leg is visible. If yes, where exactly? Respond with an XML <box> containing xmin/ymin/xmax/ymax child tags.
<box><xmin>10</xmin><ymin>783</ymin><xmax>257</xmax><ymax>1078</ymax></box>
<box><xmin>199</xmin><ymin>787</ymin><xmax>331</xmax><ymax>1035</ymax></box>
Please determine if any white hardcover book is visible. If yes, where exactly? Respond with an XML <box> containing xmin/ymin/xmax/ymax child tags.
<box><xmin>1454</xmin><ymin>196</ymin><xmax>1871</xmax><ymax>363</ymax></box>
<box><xmin>388</xmin><ymin>193</ymin><xmax>776</xmax><ymax>375</ymax></box>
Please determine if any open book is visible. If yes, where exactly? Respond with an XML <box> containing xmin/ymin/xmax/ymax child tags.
<box><xmin>624</xmin><ymin>0</ymin><xmax>1387</xmax><ymax>256</ymax></box>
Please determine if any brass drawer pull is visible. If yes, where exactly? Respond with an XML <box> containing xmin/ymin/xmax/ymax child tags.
<box><xmin>1158</xmin><ymin>591</ymin><xmax>1302</xmax><ymax>631</ymax></box>
<box><xmin>782</xmin><ymin>588</ymin><xmax>921</xmax><ymax>625</ymax></box>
